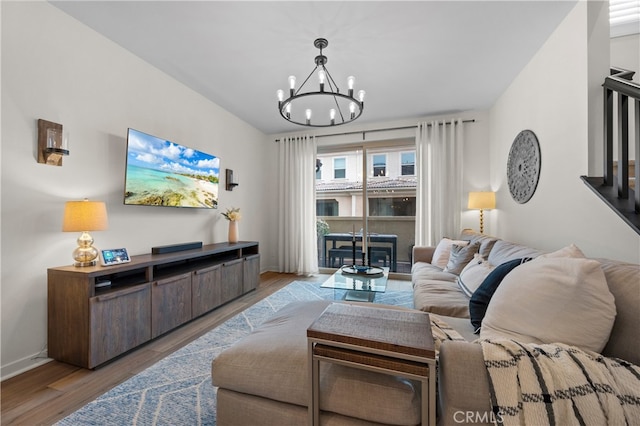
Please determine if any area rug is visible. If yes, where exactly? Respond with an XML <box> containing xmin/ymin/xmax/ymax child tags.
<box><xmin>55</xmin><ymin>280</ymin><xmax>413</xmax><ymax>426</ymax></box>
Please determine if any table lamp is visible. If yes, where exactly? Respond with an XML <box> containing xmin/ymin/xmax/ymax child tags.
<box><xmin>468</xmin><ymin>192</ymin><xmax>495</xmax><ymax>234</ymax></box>
<box><xmin>63</xmin><ymin>199</ymin><xmax>108</xmax><ymax>266</ymax></box>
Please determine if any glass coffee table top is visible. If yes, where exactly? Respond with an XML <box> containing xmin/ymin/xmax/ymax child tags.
<box><xmin>321</xmin><ymin>267</ymin><xmax>389</xmax><ymax>302</ymax></box>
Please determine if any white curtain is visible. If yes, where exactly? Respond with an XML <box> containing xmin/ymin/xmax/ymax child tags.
<box><xmin>415</xmin><ymin>119</ymin><xmax>464</xmax><ymax>247</ymax></box>
<box><xmin>277</xmin><ymin>134</ymin><xmax>319</xmax><ymax>275</ymax></box>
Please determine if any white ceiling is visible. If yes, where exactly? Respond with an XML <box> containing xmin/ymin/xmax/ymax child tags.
<box><xmin>50</xmin><ymin>1</ymin><xmax>578</xmax><ymax>135</ymax></box>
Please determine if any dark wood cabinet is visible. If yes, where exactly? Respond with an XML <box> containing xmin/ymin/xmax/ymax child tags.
<box><xmin>152</xmin><ymin>273</ymin><xmax>192</xmax><ymax>338</ymax></box>
<box><xmin>192</xmin><ymin>264</ymin><xmax>222</xmax><ymax>318</ymax></box>
<box><xmin>221</xmin><ymin>258</ymin><xmax>244</xmax><ymax>304</ymax></box>
<box><xmin>48</xmin><ymin>242</ymin><xmax>259</xmax><ymax>369</ymax></box>
<box><xmin>89</xmin><ymin>284</ymin><xmax>151</xmax><ymax>367</ymax></box>
<box><xmin>243</xmin><ymin>254</ymin><xmax>261</xmax><ymax>293</ymax></box>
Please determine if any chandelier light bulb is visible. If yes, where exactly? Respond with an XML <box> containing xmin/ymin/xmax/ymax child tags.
<box><xmin>305</xmin><ymin>108</ymin><xmax>312</xmax><ymax>125</ymax></box>
<box><xmin>277</xmin><ymin>89</ymin><xmax>284</xmax><ymax>103</ymax></box>
<box><xmin>318</xmin><ymin>70</ymin><xmax>326</xmax><ymax>92</ymax></box>
<box><xmin>347</xmin><ymin>76</ymin><xmax>355</xmax><ymax>97</ymax></box>
<box><xmin>349</xmin><ymin>102</ymin><xmax>356</xmax><ymax>119</ymax></box>
<box><xmin>330</xmin><ymin>108</ymin><xmax>336</xmax><ymax>125</ymax></box>
<box><xmin>288</xmin><ymin>75</ymin><xmax>296</xmax><ymax>96</ymax></box>
<box><xmin>285</xmin><ymin>103</ymin><xmax>291</xmax><ymax>118</ymax></box>
<box><xmin>358</xmin><ymin>90</ymin><xmax>366</xmax><ymax>102</ymax></box>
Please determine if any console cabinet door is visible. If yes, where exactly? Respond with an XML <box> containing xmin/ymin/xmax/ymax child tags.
<box><xmin>192</xmin><ymin>264</ymin><xmax>222</xmax><ymax>317</ymax></box>
<box><xmin>152</xmin><ymin>272</ymin><xmax>192</xmax><ymax>338</ymax></box>
<box><xmin>220</xmin><ymin>258</ymin><xmax>244</xmax><ymax>304</ymax></box>
<box><xmin>243</xmin><ymin>254</ymin><xmax>260</xmax><ymax>293</ymax></box>
<box><xmin>89</xmin><ymin>284</ymin><xmax>151</xmax><ymax>368</ymax></box>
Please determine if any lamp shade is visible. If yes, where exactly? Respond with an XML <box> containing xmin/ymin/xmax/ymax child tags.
<box><xmin>62</xmin><ymin>199</ymin><xmax>108</xmax><ymax>232</ymax></box>
<box><xmin>468</xmin><ymin>192</ymin><xmax>496</xmax><ymax>210</ymax></box>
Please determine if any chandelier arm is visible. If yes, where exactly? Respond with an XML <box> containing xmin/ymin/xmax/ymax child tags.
<box><xmin>295</xmin><ymin>65</ymin><xmax>319</xmax><ymax>96</ymax></box>
<box><xmin>332</xmin><ymin>94</ymin><xmax>347</xmax><ymax>123</ymax></box>
<box><xmin>322</xmin><ymin>66</ymin><xmax>342</xmax><ymax>94</ymax></box>
<box><xmin>321</xmin><ymin>66</ymin><xmax>347</xmax><ymax>122</ymax></box>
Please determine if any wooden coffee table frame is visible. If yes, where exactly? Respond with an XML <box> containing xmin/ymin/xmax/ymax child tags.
<box><xmin>307</xmin><ymin>303</ymin><xmax>436</xmax><ymax>426</ymax></box>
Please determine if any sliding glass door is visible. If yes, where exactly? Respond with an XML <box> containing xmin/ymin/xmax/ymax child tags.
<box><xmin>316</xmin><ymin>140</ymin><xmax>416</xmax><ymax>274</ymax></box>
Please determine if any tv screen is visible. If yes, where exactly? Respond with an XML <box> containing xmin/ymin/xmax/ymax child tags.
<box><xmin>124</xmin><ymin>128</ymin><xmax>219</xmax><ymax>209</ymax></box>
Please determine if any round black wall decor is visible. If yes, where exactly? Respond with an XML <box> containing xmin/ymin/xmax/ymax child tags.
<box><xmin>507</xmin><ymin>130</ymin><xmax>541</xmax><ymax>204</ymax></box>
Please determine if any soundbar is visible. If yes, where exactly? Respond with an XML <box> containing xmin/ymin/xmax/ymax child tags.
<box><xmin>152</xmin><ymin>241</ymin><xmax>203</xmax><ymax>254</ymax></box>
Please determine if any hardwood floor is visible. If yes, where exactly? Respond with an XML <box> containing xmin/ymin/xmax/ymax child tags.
<box><xmin>1</xmin><ymin>272</ymin><xmax>316</xmax><ymax>426</ymax></box>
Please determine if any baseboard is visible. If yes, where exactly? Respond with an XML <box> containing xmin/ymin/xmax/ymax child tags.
<box><xmin>1</xmin><ymin>353</ymin><xmax>52</xmax><ymax>381</ymax></box>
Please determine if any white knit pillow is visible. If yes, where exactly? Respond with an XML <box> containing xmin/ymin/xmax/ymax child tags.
<box><xmin>432</xmin><ymin>238</ymin><xmax>469</xmax><ymax>269</ymax></box>
<box><xmin>480</xmin><ymin>257</ymin><xmax>616</xmax><ymax>353</ymax></box>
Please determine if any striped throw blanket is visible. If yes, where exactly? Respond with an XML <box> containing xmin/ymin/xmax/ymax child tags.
<box><xmin>481</xmin><ymin>340</ymin><xmax>640</xmax><ymax>425</ymax></box>
<box><xmin>430</xmin><ymin>316</ymin><xmax>467</xmax><ymax>355</ymax></box>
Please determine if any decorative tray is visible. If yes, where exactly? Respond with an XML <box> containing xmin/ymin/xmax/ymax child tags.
<box><xmin>340</xmin><ymin>265</ymin><xmax>384</xmax><ymax>278</ymax></box>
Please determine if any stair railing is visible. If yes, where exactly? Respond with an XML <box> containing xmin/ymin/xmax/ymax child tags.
<box><xmin>603</xmin><ymin>67</ymin><xmax>640</xmax><ymax>209</ymax></box>
<box><xmin>583</xmin><ymin>67</ymin><xmax>640</xmax><ymax>234</ymax></box>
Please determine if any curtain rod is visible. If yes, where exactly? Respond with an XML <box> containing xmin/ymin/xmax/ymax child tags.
<box><xmin>273</xmin><ymin>119</ymin><xmax>475</xmax><ymax>142</ymax></box>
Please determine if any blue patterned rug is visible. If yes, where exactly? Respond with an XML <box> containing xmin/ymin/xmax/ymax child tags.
<box><xmin>55</xmin><ymin>280</ymin><xmax>413</xmax><ymax>425</ymax></box>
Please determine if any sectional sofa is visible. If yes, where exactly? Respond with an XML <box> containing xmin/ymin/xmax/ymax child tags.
<box><xmin>412</xmin><ymin>230</ymin><xmax>639</xmax><ymax>424</ymax></box>
<box><xmin>211</xmin><ymin>230</ymin><xmax>639</xmax><ymax>425</ymax></box>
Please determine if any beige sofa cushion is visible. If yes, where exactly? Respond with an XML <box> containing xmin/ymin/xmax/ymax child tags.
<box><xmin>212</xmin><ymin>300</ymin><xmax>421</xmax><ymax>425</ymax></box>
<box><xmin>480</xmin><ymin>258</ymin><xmax>616</xmax><ymax>353</ymax></box>
<box><xmin>598</xmin><ymin>259</ymin><xmax>640</xmax><ymax>365</ymax></box>
<box><xmin>487</xmin><ymin>239</ymin><xmax>544</xmax><ymax>265</ymax></box>
<box><xmin>413</xmin><ymin>273</ymin><xmax>470</xmax><ymax>318</ymax></box>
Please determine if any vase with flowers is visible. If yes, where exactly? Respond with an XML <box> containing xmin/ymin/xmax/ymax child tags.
<box><xmin>222</xmin><ymin>207</ymin><xmax>241</xmax><ymax>243</ymax></box>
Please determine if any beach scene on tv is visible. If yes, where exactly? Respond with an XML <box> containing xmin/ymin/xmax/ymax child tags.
<box><xmin>124</xmin><ymin>129</ymin><xmax>219</xmax><ymax>208</ymax></box>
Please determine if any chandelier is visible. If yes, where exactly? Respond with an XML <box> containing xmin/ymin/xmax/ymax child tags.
<box><xmin>277</xmin><ymin>38</ymin><xmax>365</xmax><ymax>127</ymax></box>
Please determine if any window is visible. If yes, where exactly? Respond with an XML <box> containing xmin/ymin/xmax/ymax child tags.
<box><xmin>369</xmin><ymin>197</ymin><xmax>416</xmax><ymax>216</ymax></box>
<box><xmin>401</xmin><ymin>152</ymin><xmax>415</xmax><ymax>175</ymax></box>
<box><xmin>317</xmin><ymin>199</ymin><xmax>339</xmax><ymax>216</ymax></box>
<box><xmin>334</xmin><ymin>157</ymin><xmax>346</xmax><ymax>179</ymax></box>
<box><xmin>372</xmin><ymin>154</ymin><xmax>386</xmax><ymax>177</ymax></box>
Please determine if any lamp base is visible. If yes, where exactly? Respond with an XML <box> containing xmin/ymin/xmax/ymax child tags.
<box><xmin>72</xmin><ymin>231</ymin><xmax>99</xmax><ymax>267</ymax></box>
<box><xmin>74</xmin><ymin>260</ymin><xmax>97</xmax><ymax>267</ymax></box>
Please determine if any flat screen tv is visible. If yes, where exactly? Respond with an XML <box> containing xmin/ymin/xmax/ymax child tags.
<box><xmin>124</xmin><ymin>128</ymin><xmax>219</xmax><ymax>209</ymax></box>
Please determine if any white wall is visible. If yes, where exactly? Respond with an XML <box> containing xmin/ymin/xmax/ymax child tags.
<box><xmin>489</xmin><ymin>2</ymin><xmax>640</xmax><ymax>263</ymax></box>
<box><xmin>611</xmin><ymin>33</ymin><xmax>640</xmax><ymax>83</ymax></box>
<box><xmin>1</xmin><ymin>2</ymin><xmax>271</xmax><ymax>379</ymax></box>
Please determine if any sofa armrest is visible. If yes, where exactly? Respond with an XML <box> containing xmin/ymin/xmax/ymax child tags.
<box><xmin>438</xmin><ymin>341</ymin><xmax>493</xmax><ymax>426</ymax></box>
<box><xmin>412</xmin><ymin>246</ymin><xmax>435</xmax><ymax>264</ymax></box>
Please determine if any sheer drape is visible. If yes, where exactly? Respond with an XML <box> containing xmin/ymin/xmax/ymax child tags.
<box><xmin>415</xmin><ymin>119</ymin><xmax>464</xmax><ymax>246</ymax></box>
<box><xmin>277</xmin><ymin>135</ymin><xmax>319</xmax><ymax>275</ymax></box>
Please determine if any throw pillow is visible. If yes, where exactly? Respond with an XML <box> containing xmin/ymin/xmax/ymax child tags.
<box><xmin>480</xmin><ymin>258</ymin><xmax>616</xmax><ymax>353</ymax></box>
<box><xmin>444</xmin><ymin>242</ymin><xmax>480</xmax><ymax>275</ymax></box>
<box><xmin>457</xmin><ymin>254</ymin><xmax>495</xmax><ymax>298</ymax></box>
<box><xmin>432</xmin><ymin>238</ymin><xmax>469</xmax><ymax>269</ymax></box>
<box><xmin>469</xmin><ymin>258</ymin><xmax>532</xmax><ymax>333</ymax></box>
<box><xmin>539</xmin><ymin>243</ymin><xmax>585</xmax><ymax>259</ymax></box>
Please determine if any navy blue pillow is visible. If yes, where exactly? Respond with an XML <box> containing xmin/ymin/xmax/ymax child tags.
<box><xmin>469</xmin><ymin>258</ymin><xmax>532</xmax><ymax>333</ymax></box>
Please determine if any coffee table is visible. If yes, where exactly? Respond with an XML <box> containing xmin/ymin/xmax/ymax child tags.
<box><xmin>320</xmin><ymin>266</ymin><xmax>389</xmax><ymax>302</ymax></box>
<box><xmin>307</xmin><ymin>303</ymin><xmax>436</xmax><ymax>426</ymax></box>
